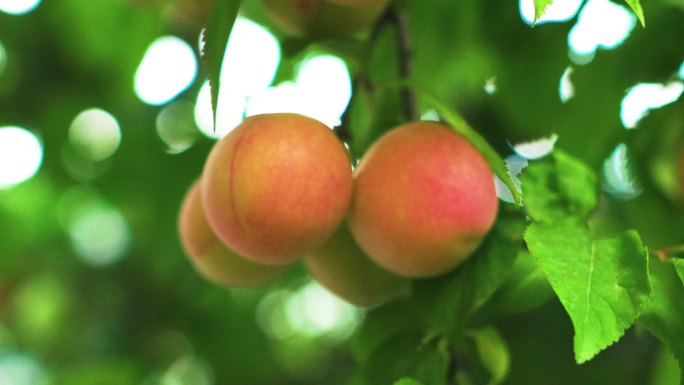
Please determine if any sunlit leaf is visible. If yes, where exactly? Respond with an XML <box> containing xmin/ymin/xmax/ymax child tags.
<box><xmin>624</xmin><ymin>0</ymin><xmax>646</xmax><ymax>27</ymax></box>
<box><xmin>201</xmin><ymin>0</ymin><xmax>242</xmax><ymax>132</ymax></box>
<box><xmin>491</xmin><ymin>250</ymin><xmax>554</xmax><ymax>314</ymax></box>
<box><xmin>675</xmin><ymin>260</ymin><xmax>684</xmax><ymax>286</ymax></box>
<box><xmin>520</xmin><ymin>151</ymin><xmax>598</xmax><ymax>223</ymax></box>
<box><xmin>640</xmin><ymin>258</ymin><xmax>684</xmax><ymax>385</ymax></box>
<box><xmin>413</xmin><ymin>212</ymin><xmax>526</xmax><ymax>342</ymax></box>
<box><xmin>525</xmin><ymin>220</ymin><xmax>651</xmax><ymax>363</ymax></box>
<box><xmin>533</xmin><ymin>0</ymin><xmax>554</xmax><ymax>24</ymax></box>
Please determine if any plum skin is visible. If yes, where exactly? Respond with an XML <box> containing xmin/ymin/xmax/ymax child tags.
<box><xmin>348</xmin><ymin>121</ymin><xmax>499</xmax><ymax>278</ymax></box>
<box><xmin>178</xmin><ymin>181</ymin><xmax>287</xmax><ymax>287</ymax></box>
<box><xmin>202</xmin><ymin>113</ymin><xmax>353</xmax><ymax>266</ymax></box>
<box><xmin>304</xmin><ymin>221</ymin><xmax>409</xmax><ymax>307</ymax></box>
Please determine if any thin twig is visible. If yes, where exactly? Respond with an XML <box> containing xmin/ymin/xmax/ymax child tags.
<box><xmin>388</xmin><ymin>8</ymin><xmax>418</xmax><ymax>121</ymax></box>
<box><xmin>651</xmin><ymin>244</ymin><xmax>684</xmax><ymax>261</ymax></box>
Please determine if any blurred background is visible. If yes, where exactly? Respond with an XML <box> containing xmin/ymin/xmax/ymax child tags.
<box><xmin>0</xmin><ymin>0</ymin><xmax>683</xmax><ymax>384</ymax></box>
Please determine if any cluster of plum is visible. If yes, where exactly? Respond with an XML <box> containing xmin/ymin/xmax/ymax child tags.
<box><xmin>179</xmin><ymin>113</ymin><xmax>499</xmax><ymax>306</ymax></box>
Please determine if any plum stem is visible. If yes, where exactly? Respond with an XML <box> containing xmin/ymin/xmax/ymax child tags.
<box><xmin>652</xmin><ymin>244</ymin><xmax>684</xmax><ymax>260</ymax></box>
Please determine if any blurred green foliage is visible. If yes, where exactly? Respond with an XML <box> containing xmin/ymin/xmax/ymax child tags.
<box><xmin>0</xmin><ymin>0</ymin><xmax>683</xmax><ymax>384</ymax></box>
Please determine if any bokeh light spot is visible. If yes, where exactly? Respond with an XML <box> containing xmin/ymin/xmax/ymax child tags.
<box><xmin>67</xmin><ymin>200</ymin><xmax>131</xmax><ymax>267</ymax></box>
<box><xmin>69</xmin><ymin>108</ymin><xmax>121</xmax><ymax>161</ymax></box>
<box><xmin>135</xmin><ymin>36</ymin><xmax>197</xmax><ymax>106</ymax></box>
<box><xmin>0</xmin><ymin>353</ymin><xmax>49</xmax><ymax>385</ymax></box>
<box><xmin>0</xmin><ymin>40</ymin><xmax>7</xmax><ymax>76</ymax></box>
<box><xmin>513</xmin><ymin>134</ymin><xmax>558</xmax><ymax>160</ymax></box>
<box><xmin>568</xmin><ymin>0</ymin><xmax>636</xmax><ymax>65</ymax></box>
<box><xmin>256</xmin><ymin>280</ymin><xmax>361</xmax><ymax>343</ymax></box>
<box><xmin>0</xmin><ymin>0</ymin><xmax>41</xmax><ymax>15</ymax></box>
<box><xmin>679</xmin><ymin>60</ymin><xmax>684</xmax><ymax>79</ymax></box>
<box><xmin>156</xmin><ymin>100</ymin><xmax>198</xmax><ymax>153</ymax></box>
<box><xmin>195</xmin><ymin>17</ymin><xmax>281</xmax><ymax>139</ymax></box>
<box><xmin>0</xmin><ymin>126</ymin><xmax>43</xmax><ymax>189</ymax></box>
<box><xmin>246</xmin><ymin>54</ymin><xmax>352</xmax><ymax>128</ymax></box>
<box><xmin>519</xmin><ymin>0</ymin><xmax>582</xmax><ymax>25</ymax></box>
<box><xmin>559</xmin><ymin>66</ymin><xmax>575</xmax><ymax>103</ymax></box>
<box><xmin>484</xmin><ymin>77</ymin><xmax>497</xmax><ymax>95</ymax></box>
<box><xmin>603</xmin><ymin>143</ymin><xmax>641</xmax><ymax>200</ymax></box>
<box><xmin>620</xmin><ymin>82</ymin><xmax>684</xmax><ymax>129</ymax></box>
<box><xmin>160</xmin><ymin>356</ymin><xmax>214</xmax><ymax>385</ymax></box>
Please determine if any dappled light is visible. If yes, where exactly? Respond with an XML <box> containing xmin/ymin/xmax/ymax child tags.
<box><xmin>603</xmin><ymin>143</ymin><xmax>642</xmax><ymax>200</ymax></box>
<box><xmin>134</xmin><ymin>36</ymin><xmax>197</xmax><ymax>106</ymax></box>
<box><xmin>568</xmin><ymin>0</ymin><xmax>636</xmax><ymax>64</ymax></box>
<box><xmin>513</xmin><ymin>134</ymin><xmax>558</xmax><ymax>160</ymax></box>
<box><xmin>156</xmin><ymin>100</ymin><xmax>198</xmax><ymax>153</ymax></box>
<box><xmin>246</xmin><ymin>54</ymin><xmax>352</xmax><ymax>128</ymax></box>
<box><xmin>0</xmin><ymin>0</ymin><xmax>40</xmax><ymax>15</ymax></box>
<box><xmin>194</xmin><ymin>17</ymin><xmax>281</xmax><ymax>139</ymax></box>
<box><xmin>256</xmin><ymin>280</ymin><xmax>362</xmax><ymax>342</ymax></box>
<box><xmin>620</xmin><ymin>81</ymin><xmax>684</xmax><ymax>129</ymax></box>
<box><xmin>0</xmin><ymin>353</ymin><xmax>49</xmax><ymax>385</ymax></box>
<box><xmin>519</xmin><ymin>0</ymin><xmax>582</xmax><ymax>25</ymax></box>
<box><xmin>0</xmin><ymin>126</ymin><xmax>43</xmax><ymax>189</ymax></box>
<box><xmin>68</xmin><ymin>108</ymin><xmax>121</xmax><ymax>162</ymax></box>
<box><xmin>0</xmin><ymin>40</ymin><xmax>6</xmax><ymax>76</ymax></box>
<box><xmin>495</xmin><ymin>154</ymin><xmax>528</xmax><ymax>204</ymax></box>
<box><xmin>559</xmin><ymin>66</ymin><xmax>575</xmax><ymax>103</ymax></box>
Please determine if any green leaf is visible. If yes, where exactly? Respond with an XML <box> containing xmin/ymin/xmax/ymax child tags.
<box><xmin>491</xmin><ymin>249</ymin><xmax>554</xmax><ymax>314</ymax></box>
<box><xmin>533</xmin><ymin>0</ymin><xmax>554</xmax><ymax>24</ymax></box>
<box><xmin>394</xmin><ymin>378</ymin><xmax>425</xmax><ymax>385</ymax></box>
<box><xmin>520</xmin><ymin>151</ymin><xmax>598</xmax><ymax>223</ymax></box>
<box><xmin>350</xmin><ymin>300</ymin><xmax>423</xmax><ymax>363</ymax></box>
<box><xmin>413</xmin><ymin>212</ymin><xmax>526</xmax><ymax>342</ymax></box>
<box><xmin>675</xmin><ymin>260</ymin><xmax>684</xmax><ymax>286</ymax></box>
<box><xmin>623</xmin><ymin>0</ymin><xmax>646</xmax><ymax>27</ymax></box>
<box><xmin>201</xmin><ymin>0</ymin><xmax>242</xmax><ymax>132</ymax></box>
<box><xmin>525</xmin><ymin>220</ymin><xmax>651</xmax><ymax>363</ymax></box>
<box><xmin>468</xmin><ymin>328</ymin><xmax>510</xmax><ymax>385</ymax></box>
<box><xmin>640</xmin><ymin>259</ymin><xmax>684</xmax><ymax>385</ymax></box>
<box><xmin>364</xmin><ymin>332</ymin><xmax>450</xmax><ymax>385</ymax></box>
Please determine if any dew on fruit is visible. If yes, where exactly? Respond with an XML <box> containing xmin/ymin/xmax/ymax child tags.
<box><xmin>559</xmin><ymin>66</ymin><xmax>575</xmax><ymax>103</ymax></box>
<box><xmin>194</xmin><ymin>18</ymin><xmax>281</xmax><ymax>139</ymax></box>
<box><xmin>0</xmin><ymin>0</ymin><xmax>41</xmax><ymax>15</ymax></box>
<box><xmin>620</xmin><ymin>82</ymin><xmax>684</xmax><ymax>129</ymax></box>
<box><xmin>567</xmin><ymin>0</ymin><xmax>636</xmax><ymax>65</ymax></box>
<box><xmin>69</xmin><ymin>108</ymin><xmax>121</xmax><ymax>161</ymax></box>
<box><xmin>602</xmin><ymin>143</ymin><xmax>642</xmax><ymax>200</ymax></box>
<box><xmin>134</xmin><ymin>36</ymin><xmax>197</xmax><ymax>106</ymax></box>
<box><xmin>519</xmin><ymin>0</ymin><xmax>582</xmax><ymax>25</ymax></box>
<box><xmin>0</xmin><ymin>126</ymin><xmax>43</xmax><ymax>189</ymax></box>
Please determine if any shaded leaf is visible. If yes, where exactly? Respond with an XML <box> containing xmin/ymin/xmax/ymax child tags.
<box><xmin>468</xmin><ymin>328</ymin><xmax>510</xmax><ymax>385</ymax></box>
<box><xmin>520</xmin><ymin>151</ymin><xmax>598</xmax><ymax>223</ymax></box>
<box><xmin>624</xmin><ymin>0</ymin><xmax>646</xmax><ymax>27</ymax></box>
<box><xmin>394</xmin><ymin>378</ymin><xmax>425</xmax><ymax>385</ymax></box>
<box><xmin>413</xmin><ymin>212</ymin><xmax>526</xmax><ymax>342</ymax></box>
<box><xmin>201</xmin><ymin>0</ymin><xmax>241</xmax><ymax>131</ymax></box>
<box><xmin>640</xmin><ymin>259</ymin><xmax>684</xmax><ymax>385</ymax></box>
<box><xmin>525</xmin><ymin>220</ymin><xmax>651</xmax><ymax>363</ymax></box>
<box><xmin>364</xmin><ymin>332</ymin><xmax>450</xmax><ymax>385</ymax></box>
<box><xmin>675</xmin><ymin>260</ymin><xmax>684</xmax><ymax>286</ymax></box>
<box><xmin>491</xmin><ymin>250</ymin><xmax>554</xmax><ymax>314</ymax></box>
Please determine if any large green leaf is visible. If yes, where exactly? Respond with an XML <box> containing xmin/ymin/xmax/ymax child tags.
<box><xmin>413</xmin><ymin>212</ymin><xmax>526</xmax><ymax>342</ymax></box>
<box><xmin>201</xmin><ymin>0</ymin><xmax>242</xmax><ymax>131</ymax></box>
<box><xmin>491</xmin><ymin>249</ymin><xmax>554</xmax><ymax>314</ymax></box>
<box><xmin>520</xmin><ymin>151</ymin><xmax>598</xmax><ymax>223</ymax></box>
<box><xmin>525</xmin><ymin>220</ymin><xmax>651</xmax><ymax>363</ymax></box>
<box><xmin>640</xmin><ymin>259</ymin><xmax>684</xmax><ymax>385</ymax></box>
